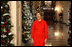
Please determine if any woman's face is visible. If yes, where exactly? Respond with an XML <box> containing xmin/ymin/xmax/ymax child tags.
<box><xmin>36</xmin><ymin>13</ymin><xmax>41</xmax><ymax>20</ymax></box>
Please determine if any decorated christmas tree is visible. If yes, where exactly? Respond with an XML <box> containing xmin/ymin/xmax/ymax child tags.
<box><xmin>1</xmin><ymin>1</ymin><xmax>14</xmax><ymax>46</ymax></box>
<box><xmin>22</xmin><ymin>1</ymin><xmax>33</xmax><ymax>43</ymax></box>
<box><xmin>67</xmin><ymin>8</ymin><xmax>71</xmax><ymax>46</ymax></box>
<box><xmin>31</xmin><ymin>1</ymin><xmax>37</xmax><ymax>21</ymax></box>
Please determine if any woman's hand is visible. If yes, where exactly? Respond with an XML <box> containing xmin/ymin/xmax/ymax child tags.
<box><xmin>45</xmin><ymin>38</ymin><xmax>47</xmax><ymax>42</ymax></box>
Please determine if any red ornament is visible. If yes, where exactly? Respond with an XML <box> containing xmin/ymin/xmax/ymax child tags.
<box><xmin>6</xmin><ymin>17</ymin><xmax>8</xmax><ymax>19</ymax></box>
<box><xmin>2</xmin><ymin>25</ymin><xmax>3</xmax><ymax>27</ymax></box>
<box><xmin>2</xmin><ymin>25</ymin><xmax>5</xmax><ymax>27</ymax></box>
<box><xmin>6</xmin><ymin>16</ymin><xmax>9</xmax><ymax>19</ymax></box>
<box><xmin>6</xmin><ymin>31</ymin><xmax>7</xmax><ymax>32</ymax></box>
<box><xmin>5</xmin><ymin>21</ymin><xmax>8</xmax><ymax>25</ymax></box>
<box><xmin>1</xmin><ymin>10</ymin><xmax>3</xmax><ymax>12</ymax></box>
<box><xmin>1</xmin><ymin>39</ymin><xmax>3</xmax><ymax>43</ymax></box>
<box><xmin>69</xmin><ymin>16</ymin><xmax>71</xmax><ymax>19</ymax></box>
<box><xmin>4</xmin><ymin>25</ymin><xmax>5</xmax><ymax>27</ymax></box>
<box><xmin>4</xmin><ymin>42</ymin><xmax>6</xmax><ymax>44</ymax></box>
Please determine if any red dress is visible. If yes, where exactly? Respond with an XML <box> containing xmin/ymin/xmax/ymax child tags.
<box><xmin>31</xmin><ymin>19</ymin><xmax>48</xmax><ymax>46</ymax></box>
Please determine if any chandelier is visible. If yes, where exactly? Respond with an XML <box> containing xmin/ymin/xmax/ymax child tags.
<box><xmin>44</xmin><ymin>1</ymin><xmax>52</xmax><ymax>7</ymax></box>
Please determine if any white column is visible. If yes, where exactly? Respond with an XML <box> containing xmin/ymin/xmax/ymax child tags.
<box><xmin>9</xmin><ymin>1</ymin><xmax>22</xmax><ymax>46</ymax></box>
<box><xmin>16</xmin><ymin>1</ymin><xmax>22</xmax><ymax>46</ymax></box>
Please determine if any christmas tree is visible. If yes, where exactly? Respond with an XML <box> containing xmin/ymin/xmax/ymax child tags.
<box><xmin>22</xmin><ymin>1</ymin><xmax>33</xmax><ymax>43</ymax></box>
<box><xmin>1</xmin><ymin>1</ymin><xmax>14</xmax><ymax>46</ymax></box>
<box><xmin>67</xmin><ymin>8</ymin><xmax>71</xmax><ymax>46</ymax></box>
<box><xmin>31</xmin><ymin>1</ymin><xmax>37</xmax><ymax>21</ymax></box>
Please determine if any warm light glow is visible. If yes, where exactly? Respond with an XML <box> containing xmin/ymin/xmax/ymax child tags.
<box><xmin>55</xmin><ymin>6</ymin><xmax>62</xmax><ymax>13</ymax></box>
<box><xmin>45</xmin><ymin>43</ymin><xmax>52</xmax><ymax>46</ymax></box>
<box><xmin>48</xmin><ymin>1</ymin><xmax>52</xmax><ymax>3</ymax></box>
<box><xmin>45</xmin><ymin>1</ymin><xmax>51</xmax><ymax>3</ymax></box>
<box><xmin>55</xmin><ymin>7</ymin><xmax>60</xmax><ymax>11</ymax></box>
<box><xmin>54</xmin><ymin>32</ymin><xmax>60</xmax><ymax>36</ymax></box>
<box><xmin>48</xmin><ymin>44</ymin><xmax>52</xmax><ymax>46</ymax></box>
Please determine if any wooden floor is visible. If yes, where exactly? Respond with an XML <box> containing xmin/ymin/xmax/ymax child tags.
<box><xmin>22</xmin><ymin>22</ymin><xmax>69</xmax><ymax>46</ymax></box>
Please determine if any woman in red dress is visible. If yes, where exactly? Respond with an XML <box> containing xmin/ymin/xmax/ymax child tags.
<box><xmin>31</xmin><ymin>11</ymin><xmax>48</xmax><ymax>46</ymax></box>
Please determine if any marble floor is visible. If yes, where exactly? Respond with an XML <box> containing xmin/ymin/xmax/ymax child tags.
<box><xmin>22</xmin><ymin>22</ymin><xmax>69</xmax><ymax>46</ymax></box>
